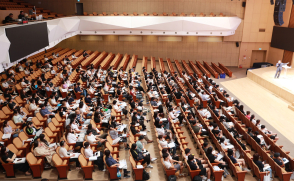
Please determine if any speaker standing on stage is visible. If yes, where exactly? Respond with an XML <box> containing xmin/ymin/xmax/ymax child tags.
<box><xmin>274</xmin><ymin>60</ymin><xmax>289</xmax><ymax>79</ymax></box>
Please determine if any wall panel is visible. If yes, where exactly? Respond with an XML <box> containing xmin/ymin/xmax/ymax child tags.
<box><xmin>56</xmin><ymin>35</ymin><xmax>239</xmax><ymax>66</ymax></box>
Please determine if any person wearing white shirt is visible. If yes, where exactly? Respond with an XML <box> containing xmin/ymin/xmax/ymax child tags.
<box><xmin>163</xmin><ymin>153</ymin><xmax>185</xmax><ymax>176</ymax></box>
<box><xmin>72</xmin><ymin>54</ymin><xmax>77</xmax><ymax>60</ymax></box>
<box><xmin>86</xmin><ymin>130</ymin><xmax>106</xmax><ymax>148</ymax></box>
<box><xmin>198</xmin><ymin>107</ymin><xmax>211</xmax><ymax>119</ymax></box>
<box><xmin>201</xmin><ymin>92</ymin><xmax>210</xmax><ymax>101</ymax></box>
<box><xmin>83</xmin><ymin>142</ymin><xmax>105</xmax><ymax>171</ymax></box>
<box><xmin>50</xmin><ymin>67</ymin><xmax>56</xmax><ymax>75</ymax></box>
<box><xmin>66</xmin><ymin>126</ymin><xmax>83</xmax><ymax>149</ymax></box>
<box><xmin>70</xmin><ymin>119</ymin><xmax>81</xmax><ymax>133</ymax></box>
<box><xmin>112</xmin><ymin>100</ymin><xmax>121</xmax><ymax>112</ymax></box>
<box><xmin>59</xmin><ymin>141</ymin><xmax>80</xmax><ymax>169</ymax></box>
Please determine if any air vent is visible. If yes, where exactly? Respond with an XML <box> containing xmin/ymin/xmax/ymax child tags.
<box><xmin>259</xmin><ymin>29</ymin><xmax>266</xmax><ymax>32</ymax></box>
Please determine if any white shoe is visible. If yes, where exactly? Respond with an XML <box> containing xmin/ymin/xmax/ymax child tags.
<box><xmin>243</xmin><ymin>168</ymin><xmax>251</xmax><ymax>172</ymax></box>
<box><xmin>146</xmin><ymin>164</ymin><xmax>153</xmax><ymax>168</ymax></box>
<box><xmin>102</xmin><ymin>169</ymin><xmax>106</xmax><ymax>171</ymax></box>
<box><xmin>151</xmin><ymin>158</ymin><xmax>157</xmax><ymax>162</ymax></box>
<box><xmin>202</xmin><ymin>176</ymin><xmax>207</xmax><ymax>181</ymax></box>
<box><xmin>207</xmin><ymin>179</ymin><xmax>211</xmax><ymax>181</ymax></box>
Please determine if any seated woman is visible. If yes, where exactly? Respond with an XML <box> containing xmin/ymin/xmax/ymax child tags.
<box><xmin>105</xmin><ymin>149</ymin><xmax>130</xmax><ymax>178</ymax></box>
<box><xmin>65</xmin><ymin>125</ymin><xmax>83</xmax><ymax>150</ymax></box>
<box><xmin>83</xmin><ymin>142</ymin><xmax>104</xmax><ymax>171</ymax></box>
<box><xmin>59</xmin><ymin>141</ymin><xmax>80</xmax><ymax>169</ymax></box>
<box><xmin>70</xmin><ymin>118</ymin><xmax>81</xmax><ymax>133</ymax></box>
<box><xmin>253</xmin><ymin>153</ymin><xmax>272</xmax><ymax>178</ymax></box>
<box><xmin>219</xmin><ymin>137</ymin><xmax>235</xmax><ymax>151</ymax></box>
<box><xmin>187</xmin><ymin>155</ymin><xmax>210</xmax><ymax>181</ymax></box>
<box><xmin>0</xmin><ymin>145</ymin><xmax>31</xmax><ymax>175</ymax></box>
<box><xmin>227</xmin><ymin>149</ymin><xmax>250</xmax><ymax>172</ymax></box>
<box><xmin>33</xmin><ymin>140</ymin><xmax>56</xmax><ymax>168</ymax></box>
<box><xmin>39</xmin><ymin>134</ymin><xmax>56</xmax><ymax>148</ymax></box>
<box><xmin>3</xmin><ymin>120</ymin><xmax>20</xmax><ymax>138</ymax></box>
<box><xmin>206</xmin><ymin>147</ymin><xmax>228</xmax><ymax>177</ymax></box>
<box><xmin>25</xmin><ymin>121</ymin><xmax>41</xmax><ymax>136</ymax></box>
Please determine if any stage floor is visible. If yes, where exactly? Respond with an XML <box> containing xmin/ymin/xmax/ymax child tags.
<box><xmin>247</xmin><ymin>66</ymin><xmax>294</xmax><ymax>104</ymax></box>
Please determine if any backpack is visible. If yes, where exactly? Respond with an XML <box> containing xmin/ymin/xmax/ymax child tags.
<box><xmin>193</xmin><ymin>175</ymin><xmax>202</xmax><ymax>181</ymax></box>
<box><xmin>168</xmin><ymin>175</ymin><xmax>177</xmax><ymax>181</ymax></box>
<box><xmin>142</xmin><ymin>169</ymin><xmax>150</xmax><ymax>180</ymax></box>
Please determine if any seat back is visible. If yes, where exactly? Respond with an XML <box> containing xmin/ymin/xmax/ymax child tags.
<box><xmin>8</xmin><ymin>120</ymin><xmax>17</xmax><ymax>129</ymax></box>
<box><xmin>26</xmin><ymin>152</ymin><xmax>38</xmax><ymax>164</ymax></box>
<box><xmin>32</xmin><ymin>117</ymin><xmax>41</xmax><ymax>125</ymax></box>
<box><xmin>78</xmin><ymin>154</ymin><xmax>88</xmax><ymax>167</ymax></box>
<box><xmin>3</xmin><ymin>106</ymin><xmax>12</xmax><ymax>114</ymax></box>
<box><xmin>45</xmin><ymin>127</ymin><xmax>53</xmax><ymax>136</ymax></box>
<box><xmin>12</xmin><ymin>137</ymin><xmax>23</xmax><ymax>148</ymax></box>
<box><xmin>105</xmin><ymin>142</ymin><xmax>113</xmax><ymax>152</ymax></box>
<box><xmin>36</xmin><ymin>113</ymin><xmax>45</xmax><ymax>121</ymax></box>
<box><xmin>48</xmin><ymin>122</ymin><xmax>57</xmax><ymax>131</ymax></box>
<box><xmin>7</xmin><ymin>144</ymin><xmax>18</xmax><ymax>154</ymax></box>
<box><xmin>52</xmin><ymin>153</ymin><xmax>63</xmax><ymax>166</ymax></box>
<box><xmin>0</xmin><ymin>110</ymin><xmax>6</xmax><ymax>118</ymax></box>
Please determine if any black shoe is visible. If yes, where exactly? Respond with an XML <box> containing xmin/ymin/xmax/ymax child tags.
<box><xmin>125</xmin><ymin>171</ymin><xmax>130</xmax><ymax>174</ymax></box>
<box><xmin>124</xmin><ymin>175</ymin><xmax>130</xmax><ymax>178</ymax></box>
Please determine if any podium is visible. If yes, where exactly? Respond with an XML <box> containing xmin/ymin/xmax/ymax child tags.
<box><xmin>282</xmin><ymin>65</ymin><xmax>291</xmax><ymax>77</ymax></box>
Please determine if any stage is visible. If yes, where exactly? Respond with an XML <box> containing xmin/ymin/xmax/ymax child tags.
<box><xmin>247</xmin><ymin>66</ymin><xmax>294</xmax><ymax>104</ymax></box>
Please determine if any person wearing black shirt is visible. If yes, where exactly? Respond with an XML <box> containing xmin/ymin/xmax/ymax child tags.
<box><xmin>130</xmin><ymin>123</ymin><xmax>152</xmax><ymax>143</ymax></box>
<box><xmin>85</xmin><ymin>94</ymin><xmax>92</xmax><ymax>105</ymax></box>
<box><xmin>0</xmin><ymin>145</ymin><xmax>31</xmax><ymax>175</ymax></box>
<box><xmin>8</xmin><ymin>98</ymin><xmax>16</xmax><ymax>110</ymax></box>
<box><xmin>273</xmin><ymin>152</ymin><xmax>290</xmax><ymax>171</ymax></box>
<box><xmin>83</xmin><ymin>51</ymin><xmax>89</xmax><ymax>58</ymax></box>
<box><xmin>212</xmin><ymin>105</ymin><xmax>220</xmax><ymax>117</ymax></box>
<box><xmin>130</xmin><ymin>143</ymin><xmax>152</xmax><ymax>168</ymax></box>
<box><xmin>252</xmin><ymin>131</ymin><xmax>261</xmax><ymax>145</ymax></box>
<box><xmin>206</xmin><ymin>147</ymin><xmax>227</xmax><ymax>169</ymax></box>
<box><xmin>227</xmin><ymin>149</ymin><xmax>249</xmax><ymax>171</ymax></box>
<box><xmin>187</xmin><ymin>155</ymin><xmax>210</xmax><ymax>180</ymax></box>
<box><xmin>4</xmin><ymin>13</ymin><xmax>14</xmax><ymax>24</ymax></box>
<box><xmin>18</xmin><ymin>11</ymin><xmax>25</xmax><ymax>19</ymax></box>
<box><xmin>253</xmin><ymin>153</ymin><xmax>272</xmax><ymax>178</ymax></box>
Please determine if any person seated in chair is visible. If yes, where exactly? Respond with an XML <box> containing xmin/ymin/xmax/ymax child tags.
<box><xmin>0</xmin><ymin>145</ymin><xmax>31</xmax><ymax>175</ymax></box>
<box><xmin>105</xmin><ymin>149</ymin><xmax>130</xmax><ymax>178</ymax></box>
<box><xmin>85</xmin><ymin>130</ymin><xmax>106</xmax><ymax>148</ymax></box>
<box><xmin>18</xmin><ymin>11</ymin><xmax>25</xmax><ymax>19</ymax></box>
<box><xmin>4</xmin><ymin>13</ymin><xmax>14</xmax><ymax>24</ymax></box>
<box><xmin>83</xmin><ymin>142</ymin><xmax>104</xmax><ymax>171</ymax></box>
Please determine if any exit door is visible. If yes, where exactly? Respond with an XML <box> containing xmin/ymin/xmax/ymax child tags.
<box><xmin>76</xmin><ymin>3</ymin><xmax>83</xmax><ymax>15</ymax></box>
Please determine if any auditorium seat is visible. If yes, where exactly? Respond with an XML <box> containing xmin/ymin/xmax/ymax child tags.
<box><xmin>52</xmin><ymin>154</ymin><xmax>68</xmax><ymax>179</ymax></box>
<box><xmin>26</xmin><ymin>152</ymin><xmax>43</xmax><ymax>178</ymax></box>
<box><xmin>79</xmin><ymin>154</ymin><xmax>93</xmax><ymax>180</ymax></box>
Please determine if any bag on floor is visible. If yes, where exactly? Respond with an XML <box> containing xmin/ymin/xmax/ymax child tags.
<box><xmin>263</xmin><ymin>172</ymin><xmax>270</xmax><ymax>181</ymax></box>
<box><xmin>168</xmin><ymin>175</ymin><xmax>177</xmax><ymax>181</ymax></box>
<box><xmin>193</xmin><ymin>175</ymin><xmax>202</xmax><ymax>181</ymax></box>
<box><xmin>142</xmin><ymin>169</ymin><xmax>150</xmax><ymax>180</ymax></box>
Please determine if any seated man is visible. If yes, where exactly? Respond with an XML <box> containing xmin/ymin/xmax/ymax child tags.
<box><xmin>273</xmin><ymin>152</ymin><xmax>290</xmax><ymax>171</ymax></box>
<box><xmin>105</xmin><ymin>150</ymin><xmax>130</xmax><ymax>178</ymax></box>
<box><xmin>18</xmin><ymin>11</ymin><xmax>25</xmax><ymax>19</ymax></box>
<box><xmin>86</xmin><ymin>130</ymin><xmax>106</xmax><ymax>148</ymax></box>
<box><xmin>40</xmin><ymin>104</ymin><xmax>55</xmax><ymax>119</ymax></box>
<box><xmin>130</xmin><ymin>122</ymin><xmax>153</xmax><ymax>143</ymax></box>
<box><xmin>4</xmin><ymin>13</ymin><xmax>14</xmax><ymax>24</ymax></box>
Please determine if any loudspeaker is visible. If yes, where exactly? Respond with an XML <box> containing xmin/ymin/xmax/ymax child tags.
<box><xmin>236</xmin><ymin>42</ymin><xmax>239</xmax><ymax>47</ymax></box>
<box><xmin>242</xmin><ymin>2</ymin><xmax>246</xmax><ymax>7</ymax></box>
<box><xmin>274</xmin><ymin>11</ymin><xmax>284</xmax><ymax>26</ymax></box>
<box><xmin>270</xmin><ymin>0</ymin><xmax>274</xmax><ymax>5</ymax></box>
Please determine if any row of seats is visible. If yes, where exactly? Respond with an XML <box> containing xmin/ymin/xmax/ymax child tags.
<box><xmin>84</xmin><ymin>11</ymin><xmax>226</xmax><ymax>17</ymax></box>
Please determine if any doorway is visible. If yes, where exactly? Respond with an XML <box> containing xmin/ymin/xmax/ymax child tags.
<box><xmin>251</xmin><ymin>50</ymin><xmax>267</xmax><ymax>67</ymax></box>
<box><xmin>76</xmin><ymin>3</ymin><xmax>83</xmax><ymax>15</ymax></box>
